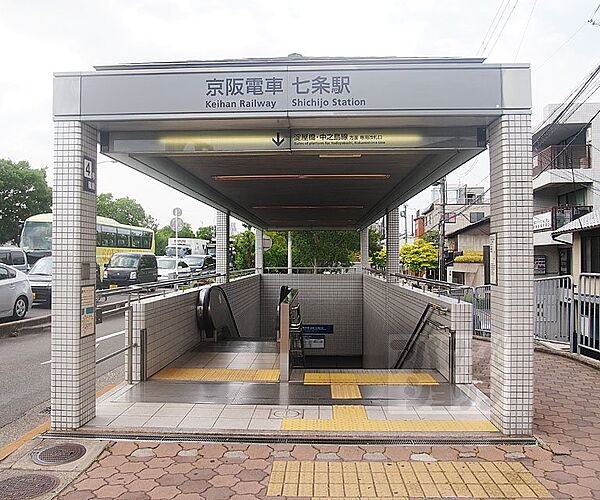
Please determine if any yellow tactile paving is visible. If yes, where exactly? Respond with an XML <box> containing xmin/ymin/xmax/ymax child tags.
<box><xmin>267</xmin><ymin>460</ymin><xmax>552</xmax><ymax>498</ymax></box>
<box><xmin>331</xmin><ymin>384</ymin><xmax>362</xmax><ymax>399</ymax></box>
<box><xmin>304</xmin><ymin>371</ymin><xmax>439</xmax><ymax>385</ymax></box>
<box><xmin>281</xmin><ymin>404</ymin><xmax>498</xmax><ymax>432</ymax></box>
<box><xmin>151</xmin><ymin>367</ymin><xmax>280</xmax><ymax>382</ymax></box>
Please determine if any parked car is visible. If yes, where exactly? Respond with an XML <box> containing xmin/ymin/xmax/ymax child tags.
<box><xmin>0</xmin><ymin>263</ymin><xmax>32</xmax><ymax>320</ymax></box>
<box><xmin>183</xmin><ymin>255</ymin><xmax>216</xmax><ymax>276</ymax></box>
<box><xmin>103</xmin><ymin>252</ymin><xmax>158</xmax><ymax>288</ymax></box>
<box><xmin>157</xmin><ymin>257</ymin><xmax>192</xmax><ymax>281</ymax></box>
<box><xmin>28</xmin><ymin>256</ymin><xmax>53</xmax><ymax>305</ymax></box>
<box><xmin>0</xmin><ymin>246</ymin><xmax>28</xmax><ymax>273</ymax></box>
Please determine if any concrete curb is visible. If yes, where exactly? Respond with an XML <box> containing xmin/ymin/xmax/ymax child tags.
<box><xmin>473</xmin><ymin>335</ymin><xmax>600</xmax><ymax>372</ymax></box>
<box><xmin>0</xmin><ymin>315</ymin><xmax>50</xmax><ymax>339</ymax></box>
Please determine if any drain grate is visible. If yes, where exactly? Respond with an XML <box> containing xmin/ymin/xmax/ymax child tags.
<box><xmin>31</xmin><ymin>443</ymin><xmax>86</xmax><ymax>466</ymax></box>
<box><xmin>39</xmin><ymin>406</ymin><xmax>51</xmax><ymax>415</ymax></box>
<box><xmin>0</xmin><ymin>474</ymin><xmax>59</xmax><ymax>499</ymax></box>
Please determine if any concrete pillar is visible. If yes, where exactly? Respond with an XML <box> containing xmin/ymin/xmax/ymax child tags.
<box><xmin>287</xmin><ymin>231</ymin><xmax>292</xmax><ymax>274</ymax></box>
<box><xmin>360</xmin><ymin>228</ymin><xmax>370</xmax><ymax>271</ymax></box>
<box><xmin>51</xmin><ymin>121</ymin><xmax>97</xmax><ymax>429</ymax></box>
<box><xmin>386</xmin><ymin>208</ymin><xmax>400</xmax><ymax>280</ymax></box>
<box><xmin>255</xmin><ymin>228</ymin><xmax>264</xmax><ymax>274</ymax></box>
<box><xmin>216</xmin><ymin>211</ymin><xmax>230</xmax><ymax>283</ymax></box>
<box><xmin>488</xmin><ymin>114</ymin><xmax>534</xmax><ymax>435</ymax></box>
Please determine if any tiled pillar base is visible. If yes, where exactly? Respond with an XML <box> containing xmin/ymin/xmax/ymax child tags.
<box><xmin>255</xmin><ymin>228</ymin><xmax>264</xmax><ymax>274</ymax></box>
<box><xmin>386</xmin><ymin>209</ymin><xmax>400</xmax><ymax>281</ymax></box>
<box><xmin>488</xmin><ymin>114</ymin><xmax>534</xmax><ymax>435</ymax></box>
<box><xmin>360</xmin><ymin>228</ymin><xmax>369</xmax><ymax>271</ymax></box>
<box><xmin>51</xmin><ymin>121</ymin><xmax>98</xmax><ymax>430</ymax></box>
<box><xmin>216</xmin><ymin>211</ymin><xmax>230</xmax><ymax>283</ymax></box>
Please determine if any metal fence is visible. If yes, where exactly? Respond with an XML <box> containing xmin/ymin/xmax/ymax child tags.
<box><xmin>472</xmin><ymin>285</ymin><xmax>491</xmax><ymax>337</ymax></box>
<box><xmin>576</xmin><ymin>274</ymin><xmax>600</xmax><ymax>356</ymax></box>
<box><xmin>534</xmin><ymin>276</ymin><xmax>573</xmax><ymax>343</ymax></box>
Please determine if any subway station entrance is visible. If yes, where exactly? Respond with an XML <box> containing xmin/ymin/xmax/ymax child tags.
<box><xmin>51</xmin><ymin>56</ymin><xmax>534</xmax><ymax>438</ymax></box>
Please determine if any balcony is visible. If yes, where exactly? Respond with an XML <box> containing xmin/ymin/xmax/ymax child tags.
<box><xmin>533</xmin><ymin>144</ymin><xmax>591</xmax><ymax>177</ymax></box>
<box><xmin>534</xmin><ymin>205</ymin><xmax>592</xmax><ymax>232</ymax></box>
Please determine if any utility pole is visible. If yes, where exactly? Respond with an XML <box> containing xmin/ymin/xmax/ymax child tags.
<box><xmin>437</xmin><ymin>177</ymin><xmax>446</xmax><ymax>281</ymax></box>
<box><xmin>403</xmin><ymin>204</ymin><xmax>408</xmax><ymax>245</ymax></box>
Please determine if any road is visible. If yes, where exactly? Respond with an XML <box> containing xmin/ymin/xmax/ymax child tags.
<box><xmin>0</xmin><ymin>311</ymin><xmax>127</xmax><ymax>429</ymax></box>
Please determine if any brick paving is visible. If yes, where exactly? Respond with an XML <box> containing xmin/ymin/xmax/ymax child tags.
<box><xmin>55</xmin><ymin>339</ymin><xmax>600</xmax><ymax>498</ymax></box>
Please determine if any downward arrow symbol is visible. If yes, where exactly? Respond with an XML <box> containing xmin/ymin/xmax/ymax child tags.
<box><xmin>272</xmin><ymin>132</ymin><xmax>285</xmax><ymax>146</ymax></box>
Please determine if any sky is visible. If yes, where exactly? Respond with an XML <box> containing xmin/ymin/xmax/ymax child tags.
<box><xmin>1</xmin><ymin>0</ymin><xmax>599</xmax><ymax>232</ymax></box>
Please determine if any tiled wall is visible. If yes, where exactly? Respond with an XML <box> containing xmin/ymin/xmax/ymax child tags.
<box><xmin>386</xmin><ymin>209</ymin><xmax>400</xmax><ymax>277</ymax></box>
<box><xmin>489</xmin><ymin>114</ymin><xmax>534</xmax><ymax>435</ymax></box>
<box><xmin>362</xmin><ymin>275</ymin><xmax>472</xmax><ymax>383</ymax></box>
<box><xmin>220</xmin><ymin>274</ymin><xmax>261</xmax><ymax>338</ymax></box>
<box><xmin>216</xmin><ymin>211</ymin><xmax>229</xmax><ymax>283</ymax></box>
<box><xmin>261</xmin><ymin>274</ymin><xmax>363</xmax><ymax>357</ymax></box>
<box><xmin>131</xmin><ymin>287</ymin><xmax>201</xmax><ymax>380</ymax></box>
<box><xmin>51</xmin><ymin>121</ymin><xmax>98</xmax><ymax>430</ymax></box>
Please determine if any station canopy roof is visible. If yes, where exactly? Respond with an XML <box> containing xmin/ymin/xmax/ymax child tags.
<box><xmin>54</xmin><ymin>56</ymin><xmax>531</xmax><ymax>230</ymax></box>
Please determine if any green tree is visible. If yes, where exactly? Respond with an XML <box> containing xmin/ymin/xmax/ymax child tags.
<box><xmin>400</xmin><ymin>239</ymin><xmax>438</xmax><ymax>274</ymax></box>
<box><xmin>97</xmin><ymin>193</ymin><xmax>156</xmax><ymax>229</ymax></box>
<box><xmin>196</xmin><ymin>225</ymin><xmax>215</xmax><ymax>241</ymax></box>
<box><xmin>371</xmin><ymin>248</ymin><xmax>387</xmax><ymax>269</ymax></box>
<box><xmin>368</xmin><ymin>228</ymin><xmax>383</xmax><ymax>263</ymax></box>
<box><xmin>232</xmin><ymin>230</ymin><xmax>255</xmax><ymax>269</ymax></box>
<box><xmin>154</xmin><ymin>222</ymin><xmax>195</xmax><ymax>255</ymax></box>
<box><xmin>0</xmin><ymin>159</ymin><xmax>52</xmax><ymax>244</ymax></box>
<box><xmin>422</xmin><ymin>229</ymin><xmax>440</xmax><ymax>245</ymax></box>
<box><xmin>292</xmin><ymin>230</ymin><xmax>360</xmax><ymax>271</ymax></box>
<box><xmin>263</xmin><ymin>231</ymin><xmax>288</xmax><ymax>269</ymax></box>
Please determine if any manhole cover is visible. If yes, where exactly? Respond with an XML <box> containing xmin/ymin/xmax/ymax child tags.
<box><xmin>31</xmin><ymin>443</ymin><xmax>87</xmax><ymax>466</ymax></box>
<box><xmin>0</xmin><ymin>474</ymin><xmax>59</xmax><ymax>499</ymax></box>
<box><xmin>270</xmin><ymin>409</ymin><xmax>302</xmax><ymax>419</ymax></box>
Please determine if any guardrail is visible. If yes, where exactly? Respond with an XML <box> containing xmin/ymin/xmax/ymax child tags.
<box><xmin>472</xmin><ymin>285</ymin><xmax>491</xmax><ymax>337</ymax></box>
<box><xmin>265</xmin><ymin>266</ymin><xmax>359</xmax><ymax>274</ymax></box>
<box><xmin>364</xmin><ymin>268</ymin><xmax>472</xmax><ymax>301</ymax></box>
<box><xmin>576</xmin><ymin>274</ymin><xmax>600</xmax><ymax>357</ymax></box>
<box><xmin>535</xmin><ymin>276</ymin><xmax>573</xmax><ymax>344</ymax></box>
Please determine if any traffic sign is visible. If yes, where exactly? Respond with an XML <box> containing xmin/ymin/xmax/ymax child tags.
<box><xmin>263</xmin><ymin>235</ymin><xmax>273</xmax><ymax>251</ymax></box>
<box><xmin>170</xmin><ymin>217</ymin><xmax>184</xmax><ymax>232</ymax></box>
<box><xmin>173</xmin><ymin>207</ymin><xmax>182</xmax><ymax>217</ymax></box>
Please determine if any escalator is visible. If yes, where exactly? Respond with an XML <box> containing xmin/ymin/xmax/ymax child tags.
<box><xmin>196</xmin><ymin>286</ymin><xmax>240</xmax><ymax>340</ymax></box>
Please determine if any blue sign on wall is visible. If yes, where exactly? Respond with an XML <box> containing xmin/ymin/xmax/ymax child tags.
<box><xmin>303</xmin><ymin>324</ymin><xmax>334</xmax><ymax>335</ymax></box>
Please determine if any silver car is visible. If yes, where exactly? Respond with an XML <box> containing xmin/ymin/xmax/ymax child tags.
<box><xmin>0</xmin><ymin>263</ymin><xmax>33</xmax><ymax>320</ymax></box>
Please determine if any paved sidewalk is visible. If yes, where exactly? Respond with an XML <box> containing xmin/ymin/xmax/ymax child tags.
<box><xmin>3</xmin><ymin>338</ymin><xmax>600</xmax><ymax>498</ymax></box>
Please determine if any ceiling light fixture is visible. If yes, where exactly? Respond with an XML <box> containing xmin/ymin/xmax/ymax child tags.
<box><xmin>212</xmin><ymin>174</ymin><xmax>390</xmax><ymax>181</ymax></box>
<box><xmin>253</xmin><ymin>205</ymin><xmax>364</xmax><ymax>210</ymax></box>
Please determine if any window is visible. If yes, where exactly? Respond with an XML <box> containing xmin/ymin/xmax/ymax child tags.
<box><xmin>101</xmin><ymin>226</ymin><xmax>116</xmax><ymax>247</ymax></box>
<box><xmin>131</xmin><ymin>230</ymin><xmax>143</xmax><ymax>249</ymax></box>
<box><xmin>470</xmin><ymin>212</ymin><xmax>485</xmax><ymax>223</ymax></box>
<box><xmin>445</xmin><ymin>212</ymin><xmax>456</xmax><ymax>223</ymax></box>
<box><xmin>0</xmin><ymin>267</ymin><xmax>8</xmax><ymax>280</ymax></box>
<box><xmin>116</xmin><ymin>228</ymin><xmax>131</xmax><ymax>248</ymax></box>
<box><xmin>582</xmin><ymin>230</ymin><xmax>600</xmax><ymax>273</ymax></box>
<box><xmin>0</xmin><ymin>252</ymin><xmax>9</xmax><ymax>265</ymax></box>
<box><xmin>11</xmin><ymin>251</ymin><xmax>25</xmax><ymax>265</ymax></box>
<box><xmin>141</xmin><ymin>231</ymin><xmax>152</xmax><ymax>250</ymax></box>
<box><xmin>96</xmin><ymin>225</ymin><xmax>103</xmax><ymax>246</ymax></box>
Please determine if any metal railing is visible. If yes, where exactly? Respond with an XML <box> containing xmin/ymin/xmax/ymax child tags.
<box><xmin>576</xmin><ymin>274</ymin><xmax>600</xmax><ymax>356</ymax></box>
<box><xmin>534</xmin><ymin>276</ymin><xmax>573</xmax><ymax>343</ymax></box>
<box><xmin>364</xmin><ymin>268</ymin><xmax>472</xmax><ymax>301</ymax></box>
<box><xmin>533</xmin><ymin>206</ymin><xmax>592</xmax><ymax>232</ymax></box>
<box><xmin>533</xmin><ymin>144</ymin><xmax>591</xmax><ymax>176</ymax></box>
<box><xmin>264</xmin><ymin>266</ymin><xmax>359</xmax><ymax>274</ymax></box>
<box><xmin>472</xmin><ymin>285</ymin><xmax>491</xmax><ymax>337</ymax></box>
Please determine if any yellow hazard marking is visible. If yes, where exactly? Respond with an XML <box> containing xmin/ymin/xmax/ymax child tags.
<box><xmin>330</xmin><ymin>384</ymin><xmax>362</xmax><ymax>399</ymax></box>
<box><xmin>151</xmin><ymin>368</ymin><xmax>280</xmax><ymax>382</ymax></box>
<box><xmin>304</xmin><ymin>371</ymin><xmax>438</xmax><ymax>385</ymax></box>
<box><xmin>266</xmin><ymin>460</ymin><xmax>552</xmax><ymax>498</ymax></box>
<box><xmin>281</xmin><ymin>405</ymin><xmax>498</xmax><ymax>432</ymax></box>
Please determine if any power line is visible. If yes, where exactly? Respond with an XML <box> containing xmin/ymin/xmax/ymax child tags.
<box><xmin>537</xmin><ymin>22</ymin><xmax>587</xmax><ymax>69</ymax></box>
<box><xmin>514</xmin><ymin>0</ymin><xmax>538</xmax><ymax>60</ymax></box>
<box><xmin>485</xmin><ymin>0</ymin><xmax>520</xmax><ymax>57</ymax></box>
<box><xmin>477</xmin><ymin>0</ymin><xmax>510</xmax><ymax>56</ymax></box>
